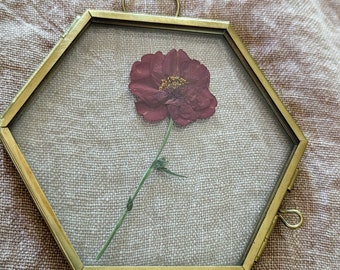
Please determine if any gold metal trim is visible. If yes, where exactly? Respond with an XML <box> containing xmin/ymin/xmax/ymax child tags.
<box><xmin>224</xmin><ymin>22</ymin><xmax>307</xmax><ymax>269</ymax></box>
<box><xmin>224</xmin><ymin>25</ymin><xmax>307</xmax><ymax>143</ymax></box>
<box><xmin>0</xmin><ymin>9</ymin><xmax>307</xmax><ymax>270</ymax></box>
<box><xmin>287</xmin><ymin>168</ymin><xmax>299</xmax><ymax>191</ymax></box>
<box><xmin>0</xmin><ymin>10</ymin><xmax>92</xmax><ymax>128</ymax></box>
<box><xmin>88</xmin><ymin>10</ymin><xmax>229</xmax><ymax>34</ymax></box>
<box><xmin>278</xmin><ymin>209</ymin><xmax>304</xmax><ymax>229</ymax></box>
<box><xmin>84</xmin><ymin>267</ymin><xmax>243</xmax><ymax>270</ymax></box>
<box><xmin>0</xmin><ymin>128</ymin><xmax>83</xmax><ymax>270</ymax></box>
<box><xmin>254</xmin><ymin>215</ymin><xmax>278</xmax><ymax>262</ymax></box>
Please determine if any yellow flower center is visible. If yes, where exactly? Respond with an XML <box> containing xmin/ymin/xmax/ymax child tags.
<box><xmin>159</xmin><ymin>76</ymin><xmax>188</xmax><ymax>91</ymax></box>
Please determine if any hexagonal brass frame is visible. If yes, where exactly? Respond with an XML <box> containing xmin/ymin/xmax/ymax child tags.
<box><xmin>0</xmin><ymin>10</ymin><xmax>307</xmax><ymax>270</ymax></box>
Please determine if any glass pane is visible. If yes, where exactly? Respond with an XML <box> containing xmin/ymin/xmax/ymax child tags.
<box><xmin>9</xmin><ymin>23</ymin><xmax>294</xmax><ymax>266</ymax></box>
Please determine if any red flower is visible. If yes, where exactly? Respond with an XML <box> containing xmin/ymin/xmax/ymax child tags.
<box><xmin>129</xmin><ymin>49</ymin><xmax>217</xmax><ymax>126</ymax></box>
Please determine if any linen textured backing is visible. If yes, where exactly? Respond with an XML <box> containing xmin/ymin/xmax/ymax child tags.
<box><xmin>0</xmin><ymin>1</ymin><xmax>339</xmax><ymax>269</ymax></box>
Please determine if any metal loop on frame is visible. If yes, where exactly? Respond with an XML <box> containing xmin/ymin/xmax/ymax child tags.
<box><xmin>121</xmin><ymin>0</ymin><xmax>181</xmax><ymax>17</ymax></box>
<box><xmin>278</xmin><ymin>209</ymin><xmax>304</xmax><ymax>229</ymax></box>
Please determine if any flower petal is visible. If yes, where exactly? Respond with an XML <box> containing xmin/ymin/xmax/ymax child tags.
<box><xmin>185</xmin><ymin>87</ymin><xmax>217</xmax><ymax>110</ymax></box>
<box><xmin>197</xmin><ymin>97</ymin><xmax>218</xmax><ymax>119</ymax></box>
<box><xmin>135</xmin><ymin>101</ymin><xmax>168</xmax><ymax>122</ymax></box>
<box><xmin>163</xmin><ymin>49</ymin><xmax>191</xmax><ymax>76</ymax></box>
<box><xmin>130</xmin><ymin>61</ymin><xmax>151</xmax><ymax>81</ymax></box>
<box><xmin>181</xmin><ymin>60</ymin><xmax>210</xmax><ymax>89</ymax></box>
<box><xmin>167</xmin><ymin>100</ymin><xmax>198</xmax><ymax>126</ymax></box>
<box><xmin>130</xmin><ymin>51</ymin><xmax>165</xmax><ymax>84</ymax></box>
<box><xmin>129</xmin><ymin>82</ymin><xmax>168</xmax><ymax>106</ymax></box>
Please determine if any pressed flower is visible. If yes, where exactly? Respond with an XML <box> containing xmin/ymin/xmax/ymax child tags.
<box><xmin>129</xmin><ymin>49</ymin><xmax>217</xmax><ymax>126</ymax></box>
<box><xmin>96</xmin><ymin>49</ymin><xmax>217</xmax><ymax>260</ymax></box>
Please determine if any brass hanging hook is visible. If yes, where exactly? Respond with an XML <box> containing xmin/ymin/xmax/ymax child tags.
<box><xmin>278</xmin><ymin>209</ymin><xmax>304</xmax><ymax>229</ymax></box>
<box><xmin>121</xmin><ymin>0</ymin><xmax>181</xmax><ymax>17</ymax></box>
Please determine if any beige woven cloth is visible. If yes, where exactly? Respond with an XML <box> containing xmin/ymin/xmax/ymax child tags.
<box><xmin>0</xmin><ymin>1</ymin><xmax>339</xmax><ymax>269</ymax></box>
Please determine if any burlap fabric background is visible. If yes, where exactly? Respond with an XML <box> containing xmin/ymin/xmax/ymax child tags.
<box><xmin>0</xmin><ymin>1</ymin><xmax>339</xmax><ymax>269</ymax></box>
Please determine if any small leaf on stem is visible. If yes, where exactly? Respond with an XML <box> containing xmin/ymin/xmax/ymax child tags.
<box><xmin>154</xmin><ymin>157</ymin><xmax>187</xmax><ymax>178</ymax></box>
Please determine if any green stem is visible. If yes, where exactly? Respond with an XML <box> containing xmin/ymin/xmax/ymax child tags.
<box><xmin>96</xmin><ymin>118</ymin><xmax>174</xmax><ymax>260</ymax></box>
<box><xmin>155</xmin><ymin>118</ymin><xmax>174</xmax><ymax>161</ymax></box>
<box><xmin>95</xmin><ymin>209</ymin><xmax>128</xmax><ymax>260</ymax></box>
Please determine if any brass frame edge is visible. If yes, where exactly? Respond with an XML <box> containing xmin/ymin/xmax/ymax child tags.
<box><xmin>254</xmin><ymin>215</ymin><xmax>278</xmax><ymax>262</ymax></box>
<box><xmin>225</xmin><ymin>24</ymin><xmax>307</xmax><ymax>143</ymax></box>
<box><xmin>0</xmin><ymin>10</ymin><xmax>92</xmax><ymax>128</ymax></box>
<box><xmin>89</xmin><ymin>9</ymin><xmax>230</xmax><ymax>31</ymax></box>
<box><xmin>0</xmin><ymin>127</ymin><xmax>83</xmax><ymax>270</ymax></box>
<box><xmin>222</xmin><ymin>23</ymin><xmax>307</xmax><ymax>269</ymax></box>
<box><xmin>84</xmin><ymin>267</ymin><xmax>243</xmax><ymax>270</ymax></box>
<box><xmin>0</xmin><ymin>9</ymin><xmax>308</xmax><ymax>270</ymax></box>
<box><xmin>242</xmin><ymin>141</ymin><xmax>307</xmax><ymax>269</ymax></box>
<box><xmin>0</xmin><ymin>10</ymin><xmax>94</xmax><ymax>269</ymax></box>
